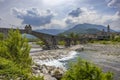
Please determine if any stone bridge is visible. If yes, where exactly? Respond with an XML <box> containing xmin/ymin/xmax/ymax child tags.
<box><xmin>0</xmin><ymin>25</ymin><xmax>69</xmax><ymax>49</ymax></box>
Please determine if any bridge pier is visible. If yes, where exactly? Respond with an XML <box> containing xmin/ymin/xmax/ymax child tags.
<box><xmin>42</xmin><ymin>36</ymin><xmax>58</xmax><ymax>50</ymax></box>
<box><xmin>50</xmin><ymin>36</ymin><xmax>58</xmax><ymax>49</ymax></box>
<box><xmin>65</xmin><ymin>38</ymin><xmax>71</xmax><ymax>47</ymax></box>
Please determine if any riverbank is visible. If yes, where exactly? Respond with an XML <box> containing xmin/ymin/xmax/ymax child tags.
<box><xmin>84</xmin><ymin>43</ymin><xmax>120</xmax><ymax>56</ymax></box>
<box><xmin>82</xmin><ymin>43</ymin><xmax>120</xmax><ymax>80</ymax></box>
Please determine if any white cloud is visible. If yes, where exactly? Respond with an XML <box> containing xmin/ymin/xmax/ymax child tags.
<box><xmin>12</xmin><ymin>7</ymin><xmax>56</xmax><ymax>27</ymax></box>
<box><xmin>65</xmin><ymin>7</ymin><xmax>120</xmax><ymax>30</ymax></box>
<box><xmin>39</xmin><ymin>19</ymin><xmax>67</xmax><ymax>29</ymax></box>
<box><xmin>108</xmin><ymin>0</ymin><xmax>120</xmax><ymax>8</ymax></box>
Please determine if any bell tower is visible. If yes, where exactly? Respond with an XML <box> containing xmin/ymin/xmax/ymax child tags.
<box><xmin>107</xmin><ymin>24</ymin><xmax>110</xmax><ymax>39</ymax></box>
<box><xmin>107</xmin><ymin>24</ymin><xmax>110</xmax><ymax>33</ymax></box>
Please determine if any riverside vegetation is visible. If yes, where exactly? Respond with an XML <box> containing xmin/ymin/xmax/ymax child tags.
<box><xmin>0</xmin><ymin>30</ymin><xmax>113</xmax><ymax>80</ymax></box>
<box><xmin>62</xmin><ymin>58</ymin><xmax>113</xmax><ymax>80</ymax></box>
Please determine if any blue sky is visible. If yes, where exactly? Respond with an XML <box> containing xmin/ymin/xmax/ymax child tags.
<box><xmin>0</xmin><ymin>0</ymin><xmax>120</xmax><ymax>30</ymax></box>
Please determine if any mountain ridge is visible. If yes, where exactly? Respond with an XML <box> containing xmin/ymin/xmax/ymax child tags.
<box><xmin>61</xmin><ymin>23</ymin><xmax>115</xmax><ymax>35</ymax></box>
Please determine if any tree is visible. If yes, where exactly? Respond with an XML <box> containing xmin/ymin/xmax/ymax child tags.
<box><xmin>5</xmin><ymin>29</ymin><xmax>31</xmax><ymax>67</ymax></box>
<box><xmin>62</xmin><ymin>58</ymin><xmax>113</xmax><ymax>80</ymax></box>
<box><xmin>68</xmin><ymin>33</ymin><xmax>79</xmax><ymax>45</ymax></box>
<box><xmin>0</xmin><ymin>29</ymin><xmax>44</xmax><ymax>80</ymax></box>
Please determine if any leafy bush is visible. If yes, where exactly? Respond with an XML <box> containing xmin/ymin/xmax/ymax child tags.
<box><xmin>0</xmin><ymin>29</ymin><xmax>44</xmax><ymax>80</ymax></box>
<box><xmin>62</xmin><ymin>58</ymin><xmax>113</xmax><ymax>80</ymax></box>
<box><xmin>58</xmin><ymin>40</ymin><xmax>66</xmax><ymax>45</ymax></box>
<box><xmin>112</xmin><ymin>36</ymin><xmax>120</xmax><ymax>42</ymax></box>
<box><xmin>0</xmin><ymin>33</ymin><xmax>4</xmax><ymax>40</ymax></box>
<box><xmin>2</xmin><ymin>30</ymin><xmax>31</xmax><ymax>68</ymax></box>
<box><xmin>36</xmin><ymin>40</ymin><xmax>45</xmax><ymax>46</ymax></box>
<box><xmin>0</xmin><ymin>57</ymin><xmax>31</xmax><ymax>79</ymax></box>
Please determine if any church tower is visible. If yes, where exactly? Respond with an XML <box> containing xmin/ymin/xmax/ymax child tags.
<box><xmin>107</xmin><ymin>24</ymin><xmax>110</xmax><ymax>33</ymax></box>
<box><xmin>107</xmin><ymin>25</ymin><xmax>110</xmax><ymax>39</ymax></box>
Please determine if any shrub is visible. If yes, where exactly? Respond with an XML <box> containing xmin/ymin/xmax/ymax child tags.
<box><xmin>62</xmin><ymin>58</ymin><xmax>113</xmax><ymax>80</ymax></box>
<box><xmin>36</xmin><ymin>40</ymin><xmax>45</xmax><ymax>46</ymax></box>
<box><xmin>0</xmin><ymin>29</ymin><xmax>44</xmax><ymax>80</ymax></box>
<box><xmin>5</xmin><ymin>29</ymin><xmax>31</xmax><ymax>68</ymax></box>
<box><xmin>0</xmin><ymin>57</ymin><xmax>31</xmax><ymax>79</ymax></box>
<box><xmin>58</xmin><ymin>40</ymin><xmax>66</xmax><ymax>45</ymax></box>
<box><xmin>0</xmin><ymin>33</ymin><xmax>4</xmax><ymax>40</ymax></box>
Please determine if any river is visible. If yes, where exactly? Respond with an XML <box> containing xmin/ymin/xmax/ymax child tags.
<box><xmin>30</xmin><ymin>43</ymin><xmax>120</xmax><ymax>80</ymax></box>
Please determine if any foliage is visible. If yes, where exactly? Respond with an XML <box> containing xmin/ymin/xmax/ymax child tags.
<box><xmin>89</xmin><ymin>40</ymin><xmax>120</xmax><ymax>45</ymax></box>
<box><xmin>28</xmin><ymin>38</ymin><xmax>39</xmax><ymax>42</ymax></box>
<box><xmin>62</xmin><ymin>58</ymin><xmax>113</xmax><ymax>80</ymax></box>
<box><xmin>58</xmin><ymin>34</ymin><xmax>66</xmax><ymax>38</ymax></box>
<box><xmin>36</xmin><ymin>40</ymin><xmax>45</xmax><ymax>46</ymax></box>
<box><xmin>93</xmin><ymin>41</ymin><xmax>110</xmax><ymax>44</ymax></box>
<box><xmin>0</xmin><ymin>57</ymin><xmax>30</xmax><ymax>79</ymax></box>
<box><xmin>0</xmin><ymin>29</ymin><xmax>44</xmax><ymax>80</ymax></box>
<box><xmin>89</xmin><ymin>35</ymin><xmax>120</xmax><ymax>44</ymax></box>
<box><xmin>0</xmin><ymin>33</ymin><xmax>4</xmax><ymax>40</ymax></box>
<box><xmin>5</xmin><ymin>29</ymin><xmax>31</xmax><ymax>68</ymax></box>
<box><xmin>68</xmin><ymin>32</ymin><xmax>79</xmax><ymax>39</ymax></box>
<box><xmin>58</xmin><ymin>40</ymin><xmax>66</xmax><ymax>45</ymax></box>
<box><xmin>59</xmin><ymin>32</ymin><xmax>80</xmax><ymax>45</ymax></box>
<box><xmin>112</xmin><ymin>36</ymin><xmax>120</xmax><ymax>42</ymax></box>
<box><xmin>68</xmin><ymin>32</ymin><xmax>79</xmax><ymax>45</ymax></box>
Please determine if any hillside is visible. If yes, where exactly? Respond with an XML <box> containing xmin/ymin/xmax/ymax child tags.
<box><xmin>61</xmin><ymin>23</ymin><xmax>114</xmax><ymax>35</ymax></box>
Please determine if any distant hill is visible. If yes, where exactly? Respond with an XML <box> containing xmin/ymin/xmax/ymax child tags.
<box><xmin>35</xmin><ymin>29</ymin><xmax>65</xmax><ymax>35</ymax></box>
<box><xmin>61</xmin><ymin>23</ymin><xmax>114</xmax><ymax>35</ymax></box>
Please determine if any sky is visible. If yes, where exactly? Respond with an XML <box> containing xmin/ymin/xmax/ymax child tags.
<box><xmin>0</xmin><ymin>0</ymin><xmax>120</xmax><ymax>31</ymax></box>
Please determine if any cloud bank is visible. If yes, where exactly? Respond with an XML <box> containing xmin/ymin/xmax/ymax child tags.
<box><xmin>65</xmin><ymin>7</ymin><xmax>120</xmax><ymax>29</ymax></box>
<box><xmin>108</xmin><ymin>0</ymin><xmax>120</xmax><ymax>8</ymax></box>
<box><xmin>68</xmin><ymin>8</ymin><xmax>83</xmax><ymax>17</ymax></box>
<box><xmin>12</xmin><ymin>8</ymin><xmax>55</xmax><ymax>26</ymax></box>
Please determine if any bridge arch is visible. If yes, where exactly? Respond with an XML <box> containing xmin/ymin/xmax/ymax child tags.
<box><xmin>0</xmin><ymin>25</ymin><xmax>70</xmax><ymax>49</ymax></box>
<box><xmin>23</xmin><ymin>25</ymin><xmax>58</xmax><ymax>49</ymax></box>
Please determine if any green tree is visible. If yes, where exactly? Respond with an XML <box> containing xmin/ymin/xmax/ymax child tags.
<box><xmin>62</xmin><ymin>58</ymin><xmax>113</xmax><ymax>80</ymax></box>
<box><xmin>68</xmin><ymin>33</ymin><xmax>79</xmax><ymax>45</ymax></box>
<box><xmin>0</xmin><ymin>29</ymin><xmax>44</xmax><ymax>80</ymax></box>
<box><xmin>5</xmin><ymin>29</ymin><xmax>31</xmax><ymax>68</ymax></box>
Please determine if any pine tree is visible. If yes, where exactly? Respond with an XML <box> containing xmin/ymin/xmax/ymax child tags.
<box><xmin>0</xmin><ymin>29</ymin><xmax>44</xmax><ymax>79</ymax></box>
<box><xmin>5</xmin><ymin>29</ymin><xmax>32</xmax><ymax>68</ymax></box>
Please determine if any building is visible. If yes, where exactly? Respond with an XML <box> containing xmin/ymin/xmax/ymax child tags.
<box><xmin>96</xmin><ymin>25</ymin><xmax>111</xmax><ymax>40</ymax></box>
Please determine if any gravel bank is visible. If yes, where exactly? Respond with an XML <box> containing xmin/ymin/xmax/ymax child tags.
<box><xmin>83</xmin><ymin>43</ymin><xmax>120</xmax><ymax>80</ymax></box>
